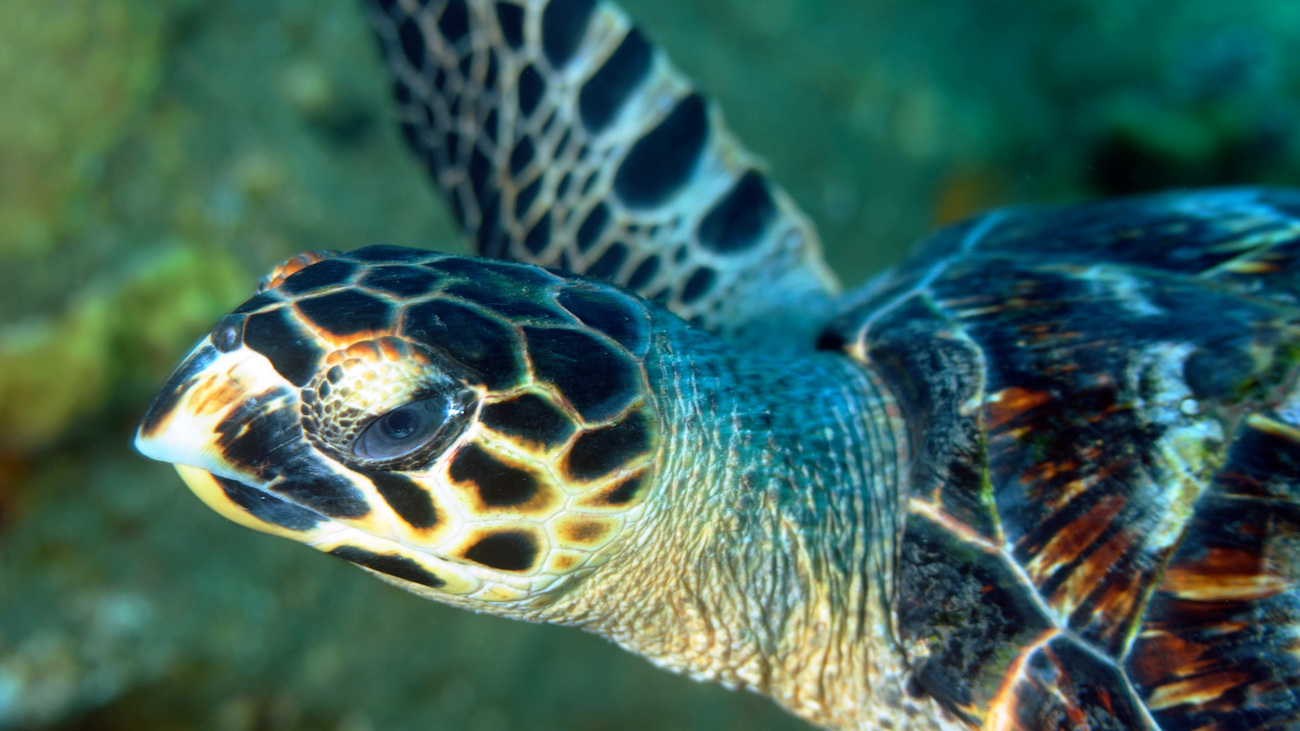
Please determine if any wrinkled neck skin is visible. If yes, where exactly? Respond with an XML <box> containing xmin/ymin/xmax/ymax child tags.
<box><xmin>535</xmin><ymin>317</ymin><xmax>927</xmax><ymax>730</ymax></box>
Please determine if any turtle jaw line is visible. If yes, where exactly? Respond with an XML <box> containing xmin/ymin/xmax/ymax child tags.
<box><xmin>165</xmin><ymin>462</ymin><xmax>496</xmax><ymax>601</ymax></box>
<box><xmin>134</xmin><ymin>340</ymin><xmax>346</xmax><ymax>532</ymax></box>
<box><xmin>168</xmin><ymin>461</ymin><xmax>575</xmax><ymax>607</ymax></box>
<box><xmin>171</xmin><ymin>463</ymin><xmax>326</xmax><ymax>536</ymax></box>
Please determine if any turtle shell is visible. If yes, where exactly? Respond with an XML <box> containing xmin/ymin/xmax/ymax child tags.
<box><xmin>823</xmin><ymin>187</ymin><xmax>1300</xmax><ymax>729</ymax></box>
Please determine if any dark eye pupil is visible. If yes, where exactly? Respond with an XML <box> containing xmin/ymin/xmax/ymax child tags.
<box><xmin>380</xmin><ymin>408</ymin><xmax>419</xmax><ymax>440</ymax></box>
<box><xmin>353</xmin><ymin>395</ymin><xmax>458</xmax><ymax>462</ymax></box>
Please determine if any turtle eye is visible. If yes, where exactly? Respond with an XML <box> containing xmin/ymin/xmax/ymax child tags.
<box><xmin>354</xmin><ymin>397</ymin><xmax>453</xmax><ymax>461</ymax></box>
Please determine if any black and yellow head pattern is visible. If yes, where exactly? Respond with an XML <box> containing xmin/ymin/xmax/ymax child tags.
<box><xmin>137</xmin><ymin>246</ymin><xmax>659</xmax><ymax>609</ymax></box>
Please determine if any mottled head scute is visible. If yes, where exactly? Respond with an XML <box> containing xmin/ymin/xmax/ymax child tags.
<box><xmin>298</xmin><ymin>336</ymin><xmax>476</xmax><ymax>472</ymax></box>
<box><xmin>139</xmin><ymin>246</ymin><xmax>663</xmax><ymax>609</ymax></box>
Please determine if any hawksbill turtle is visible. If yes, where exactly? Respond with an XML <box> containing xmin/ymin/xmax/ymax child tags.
<box><xmin>135</xmin><ymin>0</ymin><xmax>1300</xmax><ymax>728</ymax></box>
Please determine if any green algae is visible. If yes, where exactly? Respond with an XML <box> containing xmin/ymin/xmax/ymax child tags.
<box><xmin>0</xmin><ymin>244</ymin><xmax>246</xmax><ymax>451</ymax></box>
<box><xmin>0</xmin><ymin>1</ymin><xmax>164</xmax><ymax>259</ymax></box>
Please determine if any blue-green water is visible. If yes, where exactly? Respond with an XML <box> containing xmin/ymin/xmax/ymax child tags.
<box><xmin>1</xmin><ymin>0</ymin><xmax>1298</xmax><ymax>728</ymax></box>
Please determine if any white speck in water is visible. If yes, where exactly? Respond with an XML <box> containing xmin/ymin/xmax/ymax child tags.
<box><xmin>1180</xmin><ymin>398</ymin><xmax>1200</xmax><ymax>416</ymax></box>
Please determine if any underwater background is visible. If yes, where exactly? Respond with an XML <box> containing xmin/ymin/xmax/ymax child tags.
<box><xmin>2</xmin><ymin>0</ymin><xmax>1299</xmax><ymax>728</ymax></box>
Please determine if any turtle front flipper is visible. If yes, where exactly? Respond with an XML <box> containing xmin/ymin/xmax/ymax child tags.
<box><xmin>364</xmin><ymin>0</ymin><xmax>837</xmax><ymax>349</ymax></box>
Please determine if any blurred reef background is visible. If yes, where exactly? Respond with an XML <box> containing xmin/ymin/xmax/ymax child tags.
<box><xmin>2</xmin><ymin>0</ymin><xmax>1299</xmax><ymax>729</ymax></box>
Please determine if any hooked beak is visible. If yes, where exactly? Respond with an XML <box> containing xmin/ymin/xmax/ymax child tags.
<box><xmin>134</xmin><ymin>335</ymin><xmax>470</xmax><ymax>597</ymax></box>
<box><xmin>135</xmin><ymin>338</ymin><xmax>334</xmax><ymax>542</ymax></box>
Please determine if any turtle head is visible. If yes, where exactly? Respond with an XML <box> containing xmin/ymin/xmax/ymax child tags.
<box><xmin>136</xmin><ymin>246</ymin><xmax>661</xmax><ymax>611</ymax></box>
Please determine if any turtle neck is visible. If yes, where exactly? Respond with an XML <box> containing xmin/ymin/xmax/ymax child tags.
<box><xmin>536</xmin><ymin>317</ymin><xmax>950</xmax><ymax>729</ymax></box>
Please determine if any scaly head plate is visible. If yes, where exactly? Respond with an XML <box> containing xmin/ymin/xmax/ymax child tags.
<box><xmin>137</xmin><ymin>246</ymin><xmax>660</xmax><ymax>611</ymax></box>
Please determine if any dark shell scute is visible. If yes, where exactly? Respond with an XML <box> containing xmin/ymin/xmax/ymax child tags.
<box><xmin>524</xmin><ymin>326</ymin><xmax>638</xmax><ymax>423</ymax></box>
<box><xmin>1126</xmin><ymin>414</ymin><xmax>1300</xmax><ymax>731</ymax></box>
<box><xmin>481</xmin><ymin>392</ymin><xmax>576</xmax><ymax>450</ymax></box>
<box><xmin>831</xmin><ymin>186</ymin><xmax>1300</xmax><ymax>727</ymax></box>
<box><xmin>329</xmin><ymin>546</ymin><xmax>445</xmax><ymax>588</ymax></box>
<box><xmin>358</xmin><ymin>265</ymin><xmax>443</xmax><ymax>298</ymax></box>
<box><xmin>346</xmin><ymin>244</ymin><xmax>432</xmax><ymax>263</ymax></box>
<box><xmin>444</xmin><ymin>281</ymin><xmax>570</xmax><ymax>323</ymax></box>
<box><xmin>857</xmin><ymin>295</ymin><xmax>998</xmax><ymax>540</ymax></box>
<box><xmin>565</xmin><ymin>409</ymin><xmax>651</xmax><ymax>480</ymax></box>
<box><xmin>232</xmin><ymin>291</ymin><xmax>284</xmax><ymax>315</ymax></box>
<box><xmin>977</xmin><ymin>189</ymin><xmax>1300</xmax><ymax>278</ymax></box>
<box><xmin>278</xmin><ymin>259</ymin><xmax>358</xmax><ymax>296</ymax></box>
<box><xmin>295</xmin><ymin>290</ymin><xmax>396</xmax><ymax>337</ymax></box>
<box><xmin>448</xmin><ymin>442</ymin><xmax>538</xmax><ymax>507</ymax></box>
<box><xmin>368</xmin><ymin>471</ymin><xmax>438</xmax><ymax>529</ymax></box>
<box><xmin>914</xmin><ymin>256</ymin><xmax>1300</xmax><ymax>648</ymax></box>
<box><xmin>403</xmin><ymin>299</ymin><xmax>524</xmax><ymax>390</ymax></box>
<box><xmin>243</xmin><ymin>307</ymin><xmax>325</xmax><ymax>387</ymax></box>
<box><xmin>462</xmin><ymin>530</ymin><xmax>537</xmax><ymax>571</ymax></box>
<box><xmin>1182</xmin><ymin>341</ymin><xmax>1255</xmax><ymax>400</ymax></box>
<box><xmin>423</xmin><ymin>257</ymin><xmax>558</xmax><ymax>290</ymax></box>
<box><xmin>557</xmin><ymin>285</ymin><xmax>649</xmax><ymax>355</ymax></box>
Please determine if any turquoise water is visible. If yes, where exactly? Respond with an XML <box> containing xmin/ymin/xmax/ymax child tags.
<box><xmin>1</xmin><ymin>0</ymin><xmax>1298</xmax><ymax>728</ymax></box>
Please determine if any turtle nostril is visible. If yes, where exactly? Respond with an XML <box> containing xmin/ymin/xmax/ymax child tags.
<box><xmin>210</xmin><ymin>315</ymin><xmax>246</xmax><ymax>353</ymax></box>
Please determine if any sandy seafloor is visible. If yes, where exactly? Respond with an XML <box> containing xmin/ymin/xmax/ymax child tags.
<box><xmin>2</xmin><ymin>0</ymin><xmax>1300</xmax><ymax>729</ymax></box>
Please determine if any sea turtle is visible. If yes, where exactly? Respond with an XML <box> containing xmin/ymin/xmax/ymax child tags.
<box><xmin>134</xmin><ymin>0</ymin><xmax>1300</xmax><ymax>728</ymax></box>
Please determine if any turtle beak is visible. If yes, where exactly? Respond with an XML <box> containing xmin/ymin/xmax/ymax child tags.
<box><xmin>135</xmin><ymin>337</ymin><xmax>285</xmax><ymax>475</ymax></box>
<box><xmin>135</xmin><ymin>338</ymin><xmax>335</xmax><ymax>541</ymax></box>
<box><xmin>135</xmin><ymin>335</ymin><xmax>472</xmax><ymax>596</ymax></box>
<box><xmin>136</xmin><ymin>339</ymin><xmax>230</xmax><ymax>469</ymax></box>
